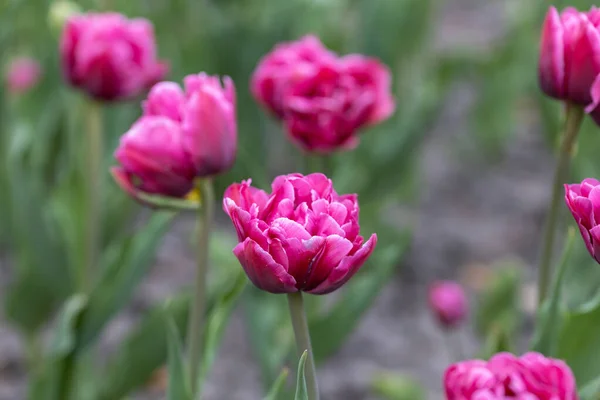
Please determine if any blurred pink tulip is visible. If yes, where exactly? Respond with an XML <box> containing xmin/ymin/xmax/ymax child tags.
<box><xmin>5</xmin><ymin>57</ymin><xmax>41</xmax><ymax>94</ymax></box>
<box><xmin>428</xmin><ymin>281</ymin><xmax>468</xmax><ymax>329</ymax></box>
<box><xmin>112</xmin><ymin>116</ymin><xmax>196</xmax><ymax>200</ymax></box>
<box><xmin>565</xmin><ymin>178</ymin><xmax>600</xmax><ymax>263</ymax></box>
<box><xmin>251</xmin><ymin>35</ymin><xmax>394</xmax><ymax>153</ymax></box>
<box><xmin>113</xmin><ymin>74</ymin><xmax>237</xmax><ymax>203</ymax></box>
<box><xmin>143</xmin><ymin>74</ymin><xmax>237</xmax><ymax>176</ymax></box>
<box><xmin>283</xmin><ymin>56</ymin><xmax>394</xmax><ymax>153</ymax></box>
<box><xmin>539</xmin><ymin>6</ymin><xmax>600</xmax><ymax>105</ymax></box>
<box><xmin>251</xmin><ymin>35</ymin><xmax>336</xmax><ymax>118</ymax></box>
<box><xmin>444</xmin><ymin>352</ymin><xmax>577</xmax><ymax>400</ymax></box>
<box><xmin>60</xmin><ymin>12</ymin><xmax>168</xmax><ymax>102</ymax></box>
<box><xmin>223</xmin><ymin>173</ymin><xmax>377</xmax><ymax>294</ymax></box>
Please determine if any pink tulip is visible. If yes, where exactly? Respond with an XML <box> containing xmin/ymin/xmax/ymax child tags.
<box><xmin>428</xmin><ymin>281</ymin><xmax>468</xmax><ymax>329</ymax></box>
<box><xmin>251</xmin><ymin>35</ymin><xmax>336</xmax><ymax>118</ymax></box>
<box><xmin>565</xmin><ymin>178</ymin><xmax>600</xmax><ymax>263</ymax></box>
<box><xmin>113</xmin><ymin>74</ymin><xmax>237</xmax><ymax>202</ymax></box>
<box><xmin>5</xmin><ymin>57</ymin><xmax>41</xmax><ymax>94</ymax></box>
<box><xmin>223</xmin><ymin>173</ymin><xmax>377</xmax><ymax>294</ymax></box>
<box><xmin>60</xmin><ymin>12</ymin><xmax>168</xmax><ymax>102</ymax></box>
<box><xmin>283</xmin><ymin>56</ymin><xmax>394</xmax><ymax>153</ymax></box>
<box><xmin>539</xmin><ymin>6</ymin><xmax>600</xmax><ymax>105</ymax></box>
<box><xmin>444</xmin><ymin>353</ymin><xmax>578</xmax><ymax>400</ymax></box>
<box><xmin>112</xmin><ymin>116</ymin><xmax>197</xmax><ymax>200</ymax></box>
<box><xmin>143</xmin><ymin>74</ymin><xmax>237</xmax><ymax>176</ymax></box>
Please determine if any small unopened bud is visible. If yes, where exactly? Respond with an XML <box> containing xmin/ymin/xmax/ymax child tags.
<box><xmin>428</xmin><ymin>281</ymin><xmax>468</xmax><ymax>329</ymax></box>
<box><xmin>48</xmin><ymin>1</ymin><xmax>81</xmax><ymax>37</ymax></box>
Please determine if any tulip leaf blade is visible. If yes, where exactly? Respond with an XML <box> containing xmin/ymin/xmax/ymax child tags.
<box><xmin>294</xmin><ymin>350</ymin><xmax>308</xmax><ymax>400</ymax></box>
<box><xmin>167</xmin><ymin>318</ymin><xmax>192</xmax><ymax>400</ymax></box>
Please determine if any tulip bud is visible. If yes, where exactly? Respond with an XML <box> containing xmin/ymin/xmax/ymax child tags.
<box><xmin>428</xmin><ymin>281</ymin><xmax>468</xmax><ymax>329</ymax></box>
<box><xmin>539</xmin><ymin>6</ymin><xmax>600</xmax><ymax>105</ymax></box>
<box><xmin>60</xmin><ymin>12</ymin><xmax>168</xmax><ymax>102</ymax></box>
<box><xmin>223</xmin><ymin>173</ymin><xmax>377</xmax><ymax>294</ymax></box>
<box><xmin>5</xmin><ymin>57</ymin><xmax>41</xmax><ymax>94</ymax></box>
<box><xmin>565</xmin><ymin>178</ymin><xmax>600</xmax><ymax>263</ymax></box>
<box><xmin>48</xmin><ymin>1</ymin><xmax>81</xmax><ymax>37</ymax></box>
<box><xmin>444</xmin><ymin>352</ymin><xmax>577</xmax><ymax>399</ymax></box>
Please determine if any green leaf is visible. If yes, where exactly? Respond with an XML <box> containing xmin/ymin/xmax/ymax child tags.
<box><xmin>294</xmin><ymin>350</ymin><xmax>308</xmax><ymax>400</ymax></box>
<box><xmin>530</xmin><ymin>228</ymin><xmax>575</xmax><ymax>356</ymax></box>
<box><xmin>167</xmin><ymin>320</ymin><xmax>192</xmax><ymax>400</ymax></box>
<box><xmin>263</xmin><ymin>368</ymin><xmax>290</xmax><ymax>400</ymax></box>
<box><xmin>50</xmin><ymin>294</ymin><xmax>88</xmax><ymax>358</ymax></box>
<box><xmin>558</xmin><ymin>300</ymin><xmax>600</xmax><ymax>390</ymax></box>
<box><xmin>78</xmin><ymin>211</ymin><xmax>174</xmax><ymax>348</ymax></box>
<box><xmin>93</xmin><ymin>294</ymin><xmax>190</xmax><ymax>400</ymax></box>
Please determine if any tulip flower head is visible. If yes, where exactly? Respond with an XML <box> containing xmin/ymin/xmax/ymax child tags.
<box><xmin>444</xmin><ymin>352</ymin><xmax>577</xmax><ymax>400</ymax></box>
<box><xmin>251</xmin><ymin>35</ymin><xmax>395</xmax><ymax>153</ymax></box>
<box><xmin>428</xmin><ymin>280</ymin><xmax>468</xmax><ymax>329</ymax></box>
<box><xmin>539</xmin><ymin>6</ymin><xmax>600</xmax><ymax>106</ymax></box>
<box><xmin>223</xmin><ymin>173</ymin><xmax>377</xmax><ymax>294</ymax></box>
<box><xmin>5</xmin><ymin>57</ymin><xmax>41</xmax><ymax>94</ymax></box>
<box><xmin>113</xmin><ymin>74</ymin><xmax>237</xmax><ymax>204</ymax></box>
<box><xmin>60</xmin><ymin>12</ymin><xmax>168</xmax><ymax>102</ymax></box>
<box><xmin>565</xmin><ymin>178</ymin><xmax>600</xmax><ymax>263</ymax></box>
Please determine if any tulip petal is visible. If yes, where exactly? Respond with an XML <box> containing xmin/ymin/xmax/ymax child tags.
<box><xmin>143</xmin><ymin>81</ymin><xmax>185</xmax><ymax>121</ymax></box>
<box><xmin>539</xmin><ymin>7</ymin><xmax>566</xmax><ymax>99</ymax></box>
<box><xmin>566</xmin><ymin>17</ymin><xmax>600</xmax><ymax>105</ymax></box>
<box><xmin>233</xmin><ymin>239</ymin><xmax>297</xmax><ymax>293</ymax></box>
<box><xmin>307</xmin><ymin>233</ymin><xmax>377</xmax><ymax>294</ymax></box>
<box><xmin>303</xmin><ymin>235</ymin><xmax>353</xmax><ymax>291</ymax></box>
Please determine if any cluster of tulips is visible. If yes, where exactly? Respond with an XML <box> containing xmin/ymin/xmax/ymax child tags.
<box><xmin>8</xmin><ymin>3</ymin><xmax>600</xmax><ymax>400</ymax></box>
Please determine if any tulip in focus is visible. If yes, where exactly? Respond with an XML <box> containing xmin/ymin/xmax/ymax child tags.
<box><xmin>251</xmin><ymin>35</ymin><xmax>395</xmax><ymax>153</ymax></box>
<box><xmin>113</xmin><ymin>74</ymin><xmax>237</xmax><ymax>203</ymax></box>
<box><xmin>444</xmin><ymin>352</ymin><xmax>577</xmax><ymax>400</ymax></box>
<box><xmin>539</xmin><ymin>6</ymin><xmax>600</xmax><ymax>106</ymax></box>
<box><xmin>428</xmin><ymin>281</ymin><xmax>468</xmax><ymax>329</ymax></box>
<box><xmin>60</xmin><ymin>12</ymin><xmax>168</xmax><ymax>102</ymax></box>
<box><xmin>5</xmin><ymin>57</ymin><xmax>41</xmax><ymax>94</ymax></box>
<box><xmin>565</xmin><ymin>178</ymin><xmax>600</xmax><ymax>263</ymax></box>
<box><xmin>223</xmin><ymin>173</ymin><xmax>377</xmax><ymax>294</ymax></box>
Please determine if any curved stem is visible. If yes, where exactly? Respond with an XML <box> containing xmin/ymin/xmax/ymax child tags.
<box><xmin>537</xmin><ymin>103</ymin><xmax>584</xmax><ymax>306</ymax></box>
<box><xmin>83</xmin><ymin>100</ymin><xmax>103</xmax><ymax>293</ymax></box>
<box><xmin>186</xmin><ymin>178</ymin><xmax>215</xmax><ymax>396</ymax></box>
<box><xmin>287</xmin><ymin>292</ymin><xmax>319</xmax><ymax>400</ymax></box>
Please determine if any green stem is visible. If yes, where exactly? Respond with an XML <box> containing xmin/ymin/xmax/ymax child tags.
<box><xmin>56</xmin><ymin>352</ymin><xmax>76</xmax><ymax>400</ymax></box>
<box><xmin>537</xmin><ymin>103</ymin><xmax>584</xmax><ymax>306</ymax></box>
<box><xmin>83</xmin><ymin>100</ymin><xmax>103</xmax><ymax>293</ymax></box>
<box><xmin>186</xmin><ymin>178</ymin><xmax>215</xmax><ymax>396</ymax></box>
<box><xmin>287</xmin><ymin>292</ymin><xmax>319</xmax><ymax>400</ymax></box>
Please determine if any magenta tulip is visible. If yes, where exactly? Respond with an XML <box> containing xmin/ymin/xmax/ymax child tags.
<box><xmin>143</xmin><ymin>74</ymin><xmax>237</xmax><ymax>176</ymax></box>
<box><xmin>539</xmin><ymin>6</ymin><xmax>600</xmax><ymax>105</ymax></box>
<box><xmin>565</xmin><ymin>178</ymin><xmax>600</xmax><ymax>263</ymax></box>
<box><xmin>283</xmin><ymin>55</ymin><xmax>394</xmax><ymax>153</ymax></box>
<box><xmin>223</xmin><ymin>173</ymin><xmax>377</xmax><ymax>294</ymax></box>
<box><xmin>60</xmin><ymin>12</ymin><xmax>168</xmax><ymax>101</ymax></box>
<box><xmin>428</xmin><ymin>281</ymin><xmax>468</xmax><ymax>329</ymax></box>
<box><xmin>444</xmin><ymin>353</ymin><xmax>577</xmax><ymax>400</ymax></box>
<box><xmin>251</xmin><ymin>35</ymin><xmax>336</xmax><ymax>118</ymax></box>
<box><xmin>251</xmin><ymin>35</ymin><xmax>395</xmax><ymax>153</ymax></box>
<box><xmin>113</xmin><ymin>74</ymin><xmax>237</xmax><ymax>203</ymax></box>
<box><xmin>5</xmin><ymin>57</ymin><xmax>41</xmax><ymax>94</ymax></box>
<box><xmin>112</xmin><ymin>116</ymin><xmax>196</xmax><ymax>199</ymax></box>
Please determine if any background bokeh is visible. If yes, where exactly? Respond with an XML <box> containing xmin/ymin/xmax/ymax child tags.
<box><xmin>3</xmin><ymin>0</ymin><xmax>600</xmax><ymax>398</ymax></box>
